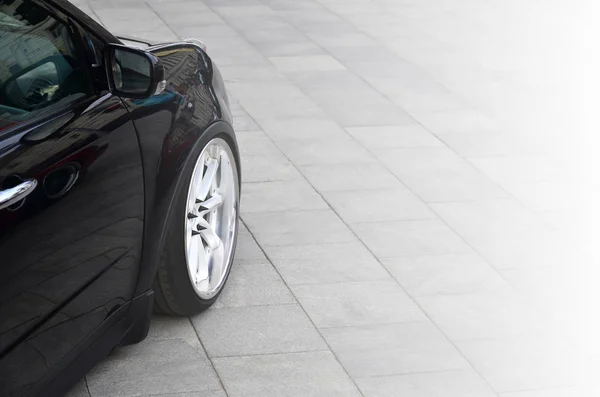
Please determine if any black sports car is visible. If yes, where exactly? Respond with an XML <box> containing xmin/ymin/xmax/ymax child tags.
<box><xmin>0</xmin><ymin>1</ymin><xmax>241</xmax><ymax>395</ymax></box>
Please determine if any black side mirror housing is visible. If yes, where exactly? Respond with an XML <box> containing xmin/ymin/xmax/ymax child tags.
<box><xmin>104</xmin><ymin>44</ymin><xmax>165</xmax><ymax>99</ymax></box>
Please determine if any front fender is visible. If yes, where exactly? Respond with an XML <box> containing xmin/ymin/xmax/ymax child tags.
<box><xmin>121</xmin><ymin>42</ymin><xmax>237</xmax><ymax>296</ymax></box>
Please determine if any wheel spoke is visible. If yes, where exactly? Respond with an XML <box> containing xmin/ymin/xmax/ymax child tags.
<box><xmin>197</xmin><ymin>158</ymin><xmax>218</xmax><ymax>201</ymax></box>
<box><xmin>218</xmin><ymin>154</ymin><xmax>229</xmax><ymax>191</ymax></box>
<box><xmin>198</xmin><ymin>193</ymin><xmax>223</xmax><ymax>213</ymax></box>
<box><xmin>202</xmin><ymin>229</ymin><xmax>221</xmax><ymax>250</ymax></box>
<box><xmin>209</xmin><ymin>243</ymin><xmax>225</xmax><ymax>283</ymax></box>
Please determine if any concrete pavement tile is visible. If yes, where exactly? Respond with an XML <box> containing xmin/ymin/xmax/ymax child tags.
<box><xmin>286</xmin><ymin>70</ymin><xmax>376</xmax><ymax>91</ymax></box>
<box><xmin>305</xmin><ymin>86</ymin><xmax>391</xmax><ymax>108</ymax></box>
<box><xmin>233</xmin><ymin>114</ymin><xmax>261</xmax><ymax>131</ymax></box>
<box><xmin>255</xmin><ymin>40</ymin><xmax>326</xmax><ymax>56</ymax></box>
<box><xmin>322</xmin><ymin>322</ymin><xmax>470</xmax><ymax>377</ymax></box>
<box><xmin>410</xmin><ymin>108</ymin><xmax>499</xmax><ymax>136</ymax></box>
<box><xmin>430</xmin><ymin>199</ymin><xmax>569</xmax><ymax>270</ymax></box>
<box><xmin>382</xmin><ymin>253</ymin><xmax>511</xmax><ymax>297</ymax></box>
<box><xmin>325</xmin><ymin>45</ymin><xmax>400</xmax><ymax>62</ymax></box>
<box><xmin>233</xmin><ymin>228</ymin><xmax>267</xmax><ymax>263</ymax></box>
<box><xmin>322</xmin><ymin>187</ymin><xmax>435</xmax><ymax>223</ymax></box>
<box><xmin>264</xmin><ymin>242</ymin><xmax>390</xmax><ymax>285</ymax></box>
<box><xmin>499</xmin><ymin>387</ymin><xmax>599</xmax><ymax>397</ymax></box>
<box><xmin>258</xmin><ymin>118</ymin><xmax>348</xmax><ymax>142</ymax></box>
<box><xmin>275</xmin><ymin>136</ymin><xmax>376</xmax><ymax>165</ymax></box>
<box><xmin>240</xmin><ymin>181</ymin><xmax>328</xmax><ymax>213</ymax></box>
<box><xmin>356</xmin><ymin>369</ymin><xmax>496</xmax><ymax>397</ymax></box>
<box><xmin>192</xmin><ymin>305</ymin><xmax>326</xmax><ymax>357</ymax></box>
<box><xmin>213</xmin><ymin>261</ymin><xmax>296</xmax><ymax>308</ymax></box>
<box><xmin>147</xmin><ymin>315</ymin><xmax>198</xmax><ymax>341</ymax></box>
<box><xmin>456</xmin><ymin>337</ymin><xmax>581</xmax><ymax>393</ymax></box>
<box><xmin>417</xmin><ymin>292</ymin><xmax>548</xmax><ymax>341</ymax></box>
<box><xmin>291</xmin><ymin>280</ymin><xmax>425</xmax><ymax>328</ymax></box>
<box><xmin>376</xmin><ymin>147</ymin><xmax>508</xmax><ymax>202</ymax></box>
<box><xmin>241</xmin><ymin>153</ymin><xmax>304</xmax><ymax>183</ymax></box>
<box><xmin>86</xmin><ymin>339</ymin><xmax>220</xmax><ymax>397</ymax></box>
<box><xmin>351</xmin><ymin>219</ymin><xmax>471</xmax><ymax>258</ymax></box>
<box><xmin>298</xmin><ymin>162</ymin><xmax>402</xmax><ymax>192</ymax></box>
<box><xmin>269</xmin><ymin>55</ymin><xmax>346</xmax><ymax>73</ymax></box>
<box><xmin>140</xmin><ymin>392</ymin><xmax>226</xmax><ymax>397</ymax></box>
<box><xmin>235</xmin><ymin>130</ymin><xmax>281</xmax><ymax>157</ymax></box>
<box><xmin>469</xmin><ymin>156</ymin><xmax>569</xmax><ymax>185</ymax></box>
<box><xmin>323</xmin><ymin>103</ymin><xmax>416</xmax><ymax>127</ymax></box>
<box><xmin>242</xmin><ymin>209</ymin><xmax>356</xmax><ymax>246</ymax></box>
<box><xmin>346</xmin><ymin>124</ymin><xmax>444</xmax><ymax>150</ymax></box>
<box><xmin>213</xmin><ymin>351</ymin><xmax>362</xmax><ymax>397</ymax></box>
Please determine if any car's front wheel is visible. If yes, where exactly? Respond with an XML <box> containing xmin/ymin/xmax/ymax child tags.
<box><xmin>154</xmin><ymin>135</ymin><xmax>240</xmax><ymax>315</ymax></box>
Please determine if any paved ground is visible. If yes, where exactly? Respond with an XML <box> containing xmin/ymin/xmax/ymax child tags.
<box><xmin>68</xmin><ymin>0</ymin><xmax>599</xmax><ymax>396</ymax></box>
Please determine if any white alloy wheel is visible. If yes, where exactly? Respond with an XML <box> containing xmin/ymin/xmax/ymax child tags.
<box><xmin>184</xmin><ymin>138</ymin><xmax>238</xmax><ymax>299</ymax></box>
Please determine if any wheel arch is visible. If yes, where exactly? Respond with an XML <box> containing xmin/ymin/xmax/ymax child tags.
<box><xmin>134</xmin><ymin>120</ymin><xmax>240</xmax><ymax>297</ymax></box>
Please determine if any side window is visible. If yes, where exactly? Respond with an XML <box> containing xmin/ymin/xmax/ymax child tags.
<box><xmin>0</xmin><ymin>0</ymin><xmax>92</xmax><ymax>132</ymax></box>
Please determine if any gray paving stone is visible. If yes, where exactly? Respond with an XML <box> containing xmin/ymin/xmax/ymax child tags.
<box><xmin>258</xmin><ymin>117</ymin><xmax>348</xmax><ymax>142</ymax></box>
<box><xmin>240</xmin><ymin>181</ymin><xmax>328</xmax><ymax>214</ymax></box>
<box><xmin>213</xmin><ymin>351</ymin><xmax>362</xmax><ymax>397</ymax></box>
<box><xmin>254</xmin><ymin>40</ymin><xmax>326</xmax><ymax>56</ymax></box>
<box><xmin>356</xmin><ymin>369</ymin><xmax>496</xmax><ymax>397</ymax></box>
<box><xmin>323</xmin><ymin>103</ymin><xmax>416</xmax><ymax>127</ymax></box>
<box><xmin>346</xmin><ymin>124</ymin><xmax>444</xmax><ymax>150</ymax></box>
<box><xmin>233</xmin><ymin>113</ymin><xmax>260</xmax><ymax>132</ymax></box>
<box><xmin>351</xmin><ymin>219</ymin><xmax>471</xmax><ymax>258</ymax></box>
<box><xmin>147</xmin><ymin>315</ymin><xmax>198</xmax><ymax>341</ymax></box>
<box><xmin>241</xmin><ymin>153</ymin><xmax>304</xmax><ymax>183</ymax></box>
<box><xmin>417</xmin><ymin>292</ymin><xmax>548</xmax><ymax>341</ymax></box>
<box><xmin>299</xmin><ymin>162</ymin><xmax>402</xmax><ymax>192</ymax></box>
<box><xmin>269</xmin><ymin>55</ymin><xmax>346</xmax><ymax>73</ymax></box>
<box><xmin>243</xmin><ymin>209</ymin><xmax>356</xmax><ymax>246</ymax></box>
<box><xmin>86</xmin><ymin>339</ymin><xmax>220</xmax><ymax>397</ymax></box>
<box><xmin>376</xmin><ymin>147</ymin><xmax>509</xmax><ymax>202</ymax></box>
<box><xmin>137</xmin><ymin>392</ymin><xmax>226</xmax><ymax>397</ymax></box>
<box><xmin>430</xmin><ymin>199</ymin><xmax>568</xmax><ymax>270</ymax></box>
<box><xmin>322</xmin><ymin>187</ymin><xmax>435</xmax><ymax>223</ymax></box>
<box><xmin>410</xmin><ymin>108</ymin><xmax>499</xmax><ymax>137</ymax></box>
<box><xmin>264</xmin><ymin>241</ymin><xmax>390</xmax><ymax>285</ymax></box>
<box><xmin>469</xmin><ymin>156</ymin><xmax>567</xmax><ymax>186</ymax></box>
<box><xmin>213</xmin><ymin>261</ymin><xmax>296</xmax><ymax>308</ymax></box>
<box><xmin>235</xmin><ymin>130</ymin><xmax>282</xmax><ymax>157</ymax></box>
<box><xmin>305</xmin><ymin>86</ymin><xmax>391</xmax><ymax>108</ymax></box>
<box><xmin>291</xmin><ymin>280</ymin><xmax>425</xmax><ymax>328</ymax></box>
<box><xmin>286</xmin><ymin>70</ymin><xmax>378</xmax><ymax>91</ymax></box>
<box><xmin>275</xmin><ymin>135</ymin><xmax>376</xmax><ymax>165</ymax></box>
<box><xmin>233</xmin><ymin>228</ymin><xmax>267</xmax><ymax>263</ymax></box>
<box><xmin>382</xmin><ymin>252</ymin><xmax>511</xmax><ymax>297</ymax></box>
<box><xmin>322</xmin><ymin>322</ymin><xmax>470</xmax><ymax>378</ymax></box>
<box><xmin>498</xmin><ymin>388</ymin><xmax>595</xmax><ymax>397</ymax></box>
<box><xmin>192</xmin><ymin>305</ymin><xmax>326</xmax><ymax>357</ymax></box>
<box><xmin>456</xmin><ymin>337</ymin><xmax>580</xmax><ymax>393</ymax></box>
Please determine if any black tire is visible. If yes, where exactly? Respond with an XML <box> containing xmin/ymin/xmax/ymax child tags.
<box><xmin>153</xmin><ymin>132</ymin><xmax>240</xmax><ymax>316</ymax></box>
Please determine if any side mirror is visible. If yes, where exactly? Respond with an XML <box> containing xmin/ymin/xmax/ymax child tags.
<box><xmin>104</xmin><ymin>44</ymin><xmax>166</xmax><ymax>99</ymax></box>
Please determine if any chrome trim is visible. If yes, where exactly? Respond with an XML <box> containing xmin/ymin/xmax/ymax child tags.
<box><xmin>183</xmin><ymin>38</ymin><xmax>206</xmax><ymax>51</ymax></box>
<box><xmin>0</xmin><ymin>179</ymin><xmax>37</xmax><ymax>210</ymax></box>
<box><xmin>147</xmin><ymin>40</ymin><xmax>207</xmax><ymax>54</ymax></box>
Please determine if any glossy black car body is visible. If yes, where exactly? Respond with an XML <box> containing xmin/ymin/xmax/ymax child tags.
<box><xmin>0</xmin><ymin>1</ymin><xmax>238</xmax><ymax>395</ymax></box>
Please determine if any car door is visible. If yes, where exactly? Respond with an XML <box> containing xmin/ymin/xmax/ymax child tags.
<box><xmin>0</xmin><ymin>1</ymin><xmax>144</xmax><ymax>394</ymax></box>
